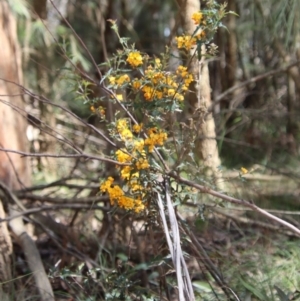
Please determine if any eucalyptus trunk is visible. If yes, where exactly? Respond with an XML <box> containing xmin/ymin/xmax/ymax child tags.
<box><xmin>179</xmin><ymin>0</ymin><xmax>223</xmax><ymax>188</ymax></box>
<box><xmin>0</xmin><ymin>1</ymin><xmax>30</xmax><ymax>298</ymax></box>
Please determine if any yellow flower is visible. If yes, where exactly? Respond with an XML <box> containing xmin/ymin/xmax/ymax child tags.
<box><xmin>151</xmin><ymin>71</ymin><xmax>164</xmax><ymax>84</ymax></box>
<box><xmin>100</xmin><ymin>177</ymin><xmax>145</xmax><ymax>212</ymax></box>
<box><xmin>142</xmin><ymin>85</ymin><xmax>155</xmax><ymax>101</ymax></box>
<box><xmin>136</xmin><ymin>158</ymin><xmax>150</xmax><ymax>170</ymax></box>
<box><xmin>116</xmin><ymin>118</ymin><xmax>128</xmax><ymax>131</ymax></box>
<box><xmin>240</xmin><ymin>167</ymin><xmax>248</xmax><ymax>174</ymax></box>
<box><xmin>155</xmin><ymin>91</ymin><xmax>163</xmax><ymax>99</ymax></box>
<box><xmin>175</xmin><ymin>35</ymin><xmax>196</xmax><ymax>50</ymax></box>
<box><xmin>145</xmin><ymin>128</ymin><xmax>167</xmax><ymax>152</ymax></box>
<box><xmin>116</xmin><ymin>149</ymin><xmax>132</xmax><ymax>163</ymax></box>
<box><xmin>108</xmin><ymin>76</ymin><xmax>116</xmax><ymax>85</ymax></box>
<box><xmin>192</xmin><ymin>11</ymin><xmax>203</xmax><ymax>25</ymax></box>
<box><xmin>167</xmin><ymin>88</ymin><xmax>176</xmax><ymax>97</ymax></box>
<box><xmin>130</xmin><ymin>181</ymin><xmax>143</xmax><ymax>192</ymax></box>
<box><xmin>109</xmin><ymin>185</ymin><xmax>124</xmax><ymax>201</ymax></box>
<box><xmin>133</xmin><ymin>198</ymin><xmax>145</xmax><ymax>213</ymax></box>
<box><xmin>100</xmin><ymin>177</ymin><xmax>114</xmax><ymax>193</ymax></box>
<box><xmin>133</xmin><ymin>139</ymin><xmax>145</xmax><ymax>152</ymax></box>
<box><xmin>118</xmin><ymin>195</ymin><xmax>135</xmax><ymax>210</ymax></box>
<box><xmin>116</xmin><ymin>119</ymin><xmax>133</xmax><ymax>140</ymax></box>
<box><xmin>120</xmin><ymin>166</ymin><xmax>133</xmax><ymax>180</ymax></box>
<box><xmin>116</xmin><ymin>94</ymin><xmax>123</xmax><ymax>101</ymax></box>
<box><xmin>184</xmin><ymin>74</ymin><xmax>194</xmax><ymax>87</ymax></box>
<box><xmin>133</xmin><ymin>123</ymin><xmax>142</xmax><ymax>133</ymax></box>
<box><xmin>109</xmin><ymin>74</ymin><xmax>130</xmax><ymax>87</ymax></box>
<box><xmin>155</xmin><ymin>58</ymin><xmax>162</xmax><ymax>68</ymax></box>
<box><xmin>175</xmin><ymin>93</ymin><xmax>184</xmax><ymax>101</ymax></box>
<box><xmin>119</xmin><ymin>128</ymin><xmax>133</xmax><ymax>140</ymax></box>
<box><xmin>127</xmin><ymin>51</ymin><xmax>143</xmax><ymax>67</ymax></box>
<box><xmin>116</xmin><ymin>74</ymin><xmax>130</xmax><ymax>86</ymax></box>
<box><xmin>132</xmin><ymin>79</ymin><xmax>142</xmax><ymax>91</ymax></box>
<box><xmin>176</xmin><ymin>65</ymin><xmax>188</xmax><ymax>77</ymax></box>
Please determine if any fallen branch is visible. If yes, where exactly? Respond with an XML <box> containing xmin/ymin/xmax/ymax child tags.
<box><xmin>169</xmin><ymin>172</ymin><xmax>300</xmax><ymax>236</ymax></box>
<box><xmin>0</xmin><ymin>181</ymin><xmax>54</xmax><ymax>301</ymax></box>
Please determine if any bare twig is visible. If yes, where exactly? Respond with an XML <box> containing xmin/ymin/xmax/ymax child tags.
<box><xmin>16</xmin><ymin>177</ymin><xmax>99</xmax><ymax>193</ymax></box>
<box><xmin>0</xmin><ymin>204</ymin><xmax>109</xmax><ymax>222</ymax></box>
<box><xmin>0</xmin><ymin>147</ymin><xmax>130</xmax><ymax>166</ymax></box>
<box><xmin>0</xmin><ymin>97</ymin><xmax>83</xmax><ymax>154</ymax></box>
<box><xmin>168</xmin><ymin>172</ymin><xmax>300</xmax><ymax>236</ymax></box>
<box><xmin>16</xmin><ymin>192</ymin><xmax>108</xmax><ymax>205</ymax></box>
<box><xmin>48</xmin><ymin>0</ymin><xmax>103</xmax><ymax>80</ymax></box>
<box><xmin>0</xmin><ymin>78</ymin><xmax>118</xmax><ymax>148</ymax></box>
<box><xmin>211</xmin><ymin>60</ymin><xmax>300</xmax><ymax>109</ymax></box>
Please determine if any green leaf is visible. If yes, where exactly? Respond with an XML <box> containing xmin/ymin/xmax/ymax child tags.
<box><xmin>274</xmin><ymin>285</ymin><xmax>290</xmax><ymax>301</ymax></box>
<box><xmin>116</xmin><ymin>253</ymin><xmax>128</xmax><ymax>261</ymax></box>
<box><xmin>192</xmin><ymin>281</ymin><xmax>212</xmax><ymax>293</ymax></box>
<box><xmin>240</xmin><ymin>277</ymin><xmax>268</xmax><ymax>300</ymax></box>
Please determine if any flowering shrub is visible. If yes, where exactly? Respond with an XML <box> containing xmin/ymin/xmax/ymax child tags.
<box><xmin>91</xmin><ymin>2</ymin><xmax>230</xmax><ymax>213</ymax></box>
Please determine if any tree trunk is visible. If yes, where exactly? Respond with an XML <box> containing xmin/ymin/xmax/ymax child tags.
<box><xmin>0</xmin><ymin>1</ymin><xmax>30</xmax><ymax>298</ymax></box>
<box><xmin>32</xmin><ymin>0</ymin><xmax>69</xmax><ymax>175</ymax></box>
<box><xmin>178</xmin><ymin>0</ymin><xmax>223</xmax><ymax>188</ymax></box>
<box><xmin>0</xmin><ymin>4</ymin><xmax>55</xmax><ymax>300</ymax></box>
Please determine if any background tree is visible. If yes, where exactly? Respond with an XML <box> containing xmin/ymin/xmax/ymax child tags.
<box><xmin>0</xmin><ymin>1</ymin><xmax>29</xmax><ymax>298</ymax></box>
<box><xmin>178</xmin><ymin>0</ymin><xmax>224</xmax><ymax>189</ymax></box>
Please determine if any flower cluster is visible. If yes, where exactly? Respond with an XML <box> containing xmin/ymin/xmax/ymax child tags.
<box><xmin>115</xmin><ymin>118</ymin><xmax>167</xmax><ymax>168</ymax></box>
<box><xmin>145</xmin><ymin>128</ymin><xmax>168</xmax><ymax>152</ymax></box>
<box><xmin>175</xmin><ymin>11</ymin><xmax>207</xmax><ymax>51</ymax></box>
<box><xmin>100</xmin><ymin>177</ymin><xmax>145</xmax><ymax>212</ymax></box>
<box><xmin>109</xmin><ymin>74</ymin><xmax>130</xmax><ymax>87</ymax></box>
<box><xmin>175</xmin><ymin>35</ymin><xmax>197</xmax><ymax>50</ymax></box>
<box><xmin>240</xmin><ymin>167</ymin><xmax>248</xmax><ymax>175</ymax></box>
<box><xmin>132</xmin><ymin>60</ymin><xmax>194</xmax><ymax>103</ymax></box>
<box><xmin>100</xmin><ymin>118</ymin><xmax>167</xmax><ymax>212</ymax></box>
<box><xmin>126</xmin><ymin>51</ymin><xmax>143</xmax><ymax>68</ymax></box>
<box><xmin>107</xmin><ymin>55</ymin><xmax>194</xmax><ymax>107</ymax></box>
<box><xmin>191</xmin><ymin>11</ymin><xmax>203</xmax><ymax>25</ymax></box>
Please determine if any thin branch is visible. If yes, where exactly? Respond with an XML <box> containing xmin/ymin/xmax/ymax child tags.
<box><xmin>48</xmin><ymin>0</ymin><xmax>103</xmax><ymax>80</ymax></box>
<box><xmin>168</xmin><ymin>172</ymin><xmax>300</xmax><ymax>236</ymax></box>
<box><xmin>16</xmin><ymin>192</ymin><xmax>108</xmax><ymax>205</ymax></box>
<box><xmin>16</xmin><ymin>177</ymin><xmax>99</xmax><ymax>193</ymax></box>
<box><xmin>0</xmin><ymin>78</ymin><xmax>117</xmax><ymax>148</ymax></box>
<box><xmin>212</xmin><ymin>207</ymin><xmax>295</xmax><ymax>234</ymax></box>
<box><xmin>0</xmin><ymin>204</ymin><xmax>110</xmax><ymax>222</ymax></box>
<box><xmin>0</xmin><ymin>97</ymin><xmax>83</xmax><ymax>154</ymax></box>
<box><xmin>0</xmin><ymin>147</ymin><xmax>129</xmax><ymax>166</ymax></box>
<box><xmin>211</xmin><ymin>60</ymin><xmax>300</xmax><ymax>109</ymax></box>
<box><xmin>185</xmin><ymin>202</ymin><xmax>300</xmax><ymax>217</ymax></box>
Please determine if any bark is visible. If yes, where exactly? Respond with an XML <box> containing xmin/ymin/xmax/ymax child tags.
<box><xmin>0</xmin><ymin>201</ymin><xmax>12</xmax><ymax>300</ymax></box>
<box><xmin>0</xmin><ymin>3</ymin><xmax>29</xmax><ymax>190</ymax></box>
<box><xmin>0</xmin><ymin>2</ymin><xmax>30</xmax><ymax>298</ymax></box>
<box><xmin>224</xmin><ymin>0</ymin><xmax>237</xmax><ymax>90</ymax></box>
<box><xmin>32</xmin><ymin>0</ymin><xmax>69</xmax><ymax>175</ymax></box>
<box><xmin>178</xmin><ymin>0</ymin><xmax>223</xmax><ymax>188</ymax></box>
<box><xmin>0</xmin><ymin>2</ymin><xmax>54</xmax><ymax>300</ymax></box>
